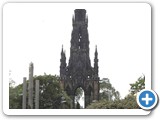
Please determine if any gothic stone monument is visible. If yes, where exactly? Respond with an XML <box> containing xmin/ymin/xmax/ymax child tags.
<box><xmin>60</xmin><ymin>9</ymin><xmax>100</xmax><ymax>108</ymax></box>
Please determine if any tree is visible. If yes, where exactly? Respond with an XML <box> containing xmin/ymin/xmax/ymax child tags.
<box><xmin>122</xmin><ymin>94</ymin><xmax>140</xmax><ymax>109</ymax></box>
<box><xmin>9</xmin><ymin>74</ymin><xmax>72</xmax><ymax>109</ymax></box>
<box><xmin>87</xmin><ymin>76</ymin><xmax>143</xmax><ymax>109</ymax></box>
<box><xmin>99</xmin><ymin>78</ymin><xmax>120</xmax><ymax>101</ymax></box>
<box><xmin>87</xmin><ymin>95</ymin><xmax>139</xmax><ymax>109</ymax></box>
<box><xmin>34</xmin><ymin>74</ymin><xmax>62</xmax><ymax>109</ymax></box>
<box><xmin>130</xmin><ymin>75</ymin><xmax>145</xmax><ymax>95</ymax></box>
<box><xmin>9</xmin><ymin>71</ymin><xmax>23</xmax><ymax>109</ymax></box>
<box><xmin>35</xmin><ymin>74</ymin><xmax>73</xmax><ymax>109</ymax></box>
<box><xmin>9</xmin><ymin>80</ymin><xmax>23</xmax><ymax>109</ymax></box>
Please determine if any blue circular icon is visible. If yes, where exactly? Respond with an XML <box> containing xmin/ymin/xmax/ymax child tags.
<box><xmin>137</xmin><ymin>89</ymin><xmax>158</xmax><ymax>110</ymax></box>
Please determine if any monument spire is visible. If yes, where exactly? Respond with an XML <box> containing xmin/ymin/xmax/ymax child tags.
<box><xmin>60</xmin><ymin>9</ymin><xmax>100</xmax><ymax>108</ymax></box>
<box><xmin>61</xmin><ymin>45</ymin><xmax>64</xmax><ymax>55</ymax></box>
<box><xmin>94</xmin><ymin>45</ymin><xmax>99</xmax><ymax>76</ymax></box>
<box><xmin>60</xmin><ymin>45</ymin><xmax>66</xmax><ymax>78</ymax></box>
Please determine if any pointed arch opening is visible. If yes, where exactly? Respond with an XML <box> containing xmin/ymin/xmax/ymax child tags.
<box><xmin>74</xmin><ymin>87</ymin><xmax>85</xmax><ymax>108</ymax></box>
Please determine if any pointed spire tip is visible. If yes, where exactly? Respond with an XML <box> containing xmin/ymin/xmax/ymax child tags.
<box><xmin>61</xmin><ymin>45</ymin><xmax>64</xmax><ymax>53</ymax></box>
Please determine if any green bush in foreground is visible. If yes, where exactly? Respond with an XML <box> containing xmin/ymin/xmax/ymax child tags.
<box><xmin>87</xmin><ymin>94</ymin><xmax>140</xmax><ymax>109</ymax></box>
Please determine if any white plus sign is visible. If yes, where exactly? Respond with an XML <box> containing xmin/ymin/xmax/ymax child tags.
<box><xmin>142</xmin><ymin>93</ymin><xmax>153</xmax><ymax>105</ymax></box>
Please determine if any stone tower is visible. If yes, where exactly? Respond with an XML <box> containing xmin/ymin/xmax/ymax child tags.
<box><xmin>60</xmin><ymin>9</ymin><xmax>99</xmax><ymax>108</ymax></box>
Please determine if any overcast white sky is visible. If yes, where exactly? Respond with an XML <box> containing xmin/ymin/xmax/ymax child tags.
<box><xmin>3</xmin><ymin>3</ymin><xmax>151</xmax><ymax>99</ymax></box>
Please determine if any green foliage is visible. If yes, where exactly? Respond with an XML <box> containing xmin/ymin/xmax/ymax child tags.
<box><xmin>9</xmin><ymin>74</ymin><xmax>72</xmax><ymax>109</ymax></box>
<box><xmin>99</xmin><ymin>78</ymin><xmax>120</xmax><ymax>101</ymax></box>
<box><xmin>87</xmin><ymin>99</ymin><xmax>119</xmax><ymax>109</ymax></box>
<box><xmin>9</xmin><ymin>79</ymin><xmax>15</xmax><ymax>88</ymax></box>
<box><xmin>130</xmin><ymin>76</ymin><xmax>145</xmax><ymax>95</ymax></box>
<box><xmin>9</xmin><ymin>74</ymin><xmax>144</xmax><ymax>109</ymax></box>
<box><xmin>87</xmin><ymin>78</ymin><xmax>121</xmax><ymax>109</ymax></box>
<box><xmin>9</xmin><ymin>81</ymin><xmax>23</xmax><ymax>109</ymax></box>
<box><xmin>122</xmin><ymin>94</ymin><xmax>140</xmax><ymax>109</ymax></box>
<box><xmin>61</xmin><ymin>91</ymin><xmax>72</xmax><ymax>109</ymax></box>
<box><xmin>34</xmin><ymin>74</ymin><xmax>62</xmax><ymax>109</ymax></box>
<box><xmin>87</xmin><ymin>76</ymin><xmax>144</xmax><ymax>109</ymax></box>
<box><xmin>87</xmin><ymin>95</ymin><xmax>139</xmax><ymax>109</ymax></box>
